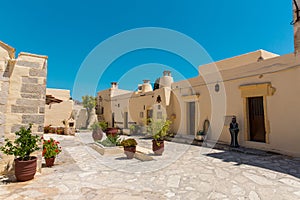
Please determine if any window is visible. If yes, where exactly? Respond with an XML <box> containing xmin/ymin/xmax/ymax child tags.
<box><xmin>157</xmin><ymin>111</ymin><xmax>162</xmax><ymax>119</ymax></box>
<box><xmin>140</xmin><ymin>112</ymin><xmax>144</xmax><ymax>118</ymax></box>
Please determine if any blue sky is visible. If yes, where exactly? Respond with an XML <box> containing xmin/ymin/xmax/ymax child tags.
<box><xmin>0</xmin><ymin>0</ymin><xmax>294</xmax><ymax>100</ymax></box>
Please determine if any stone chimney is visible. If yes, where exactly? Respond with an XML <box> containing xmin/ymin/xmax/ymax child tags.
<box><xmin>293</xmin><ymin>0</ymin><xmax>300</xmax><ymax>54</ymax></box>
<box><xmin>142</xmin><ymin>80</ymin><xmax>153</xmax><ymax>93</ymax></box>
<box><xmin>163</xmin><ymin>70</ymin><xmax>171</xmax><ymax>77</ymax></box>
<box><xmin>111</xmin><ymin>82</ymin><xmax>118</xmax><ymax>89</ymax></box>
<box><xmin>159</xmin><ymin>70</ymin><xmax>173</xmax><ymax>88</ymax></box>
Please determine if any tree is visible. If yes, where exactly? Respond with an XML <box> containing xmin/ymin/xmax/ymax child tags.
<box><xmin>82</xmin><ymin>95</ymin><xmax>96</xmax><ymax>128</ymax></box>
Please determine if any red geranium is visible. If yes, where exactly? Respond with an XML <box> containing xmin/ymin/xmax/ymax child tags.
<box><xmin>42</xmin><ymin>138</ymin><xmax>62</xmax><ymax>159</ymax></box>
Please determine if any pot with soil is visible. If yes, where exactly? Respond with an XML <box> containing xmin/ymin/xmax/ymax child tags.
<box><xmin>121</xmin><ymin>138</ymin><xmax>137</xmax><ymax>159</ymax></box>
<box><xmin>0</xmin><ymin>124</ymin><xmax>41</xmax><ymax>182</ymax></box>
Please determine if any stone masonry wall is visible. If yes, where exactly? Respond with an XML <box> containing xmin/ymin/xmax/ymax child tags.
<box><xmin>0</xmin><ymin>50</ymin><xmax>47</xmax><ymax>174</ymax></box>
<box><xmin>0</xmin><ymin>59</ymin><xmax>10</xmax><ymax>144</ymax></box>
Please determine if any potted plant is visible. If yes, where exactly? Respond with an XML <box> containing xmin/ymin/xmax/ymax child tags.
<box><xmin>56</xmin><ymin>127</ymin><xmax>64</xmax><ymax>135</ymax></box>
<box><xmin>106</xmin><ymin>127</ymin><xmax>119</xmax><ymax>137</ymax></box>
<box><xmin>91</xmin><ymin>122</ymin><xmax>104</xmax><ymax>141</ymax></box>
<box><xmin>0</xmin><ymin>124</ymin><xmax>41</xmax><ymax>182</ymax></box>
<box><xmin>195</xmin><ymin>119</ymin><xmax>210</xmax><ymax>141</ymax></box>
<box><xmin>44</xmin><ymin>125</ymin><xmax>51</xmax><ymax>133</ymax></box>
<box><xmin>42</xmin><ymin>138</ymin><xmax>62</xmax><ymax>167</ymax></box>
<box><xmin>120</xmin><ymin>138</ymin><xmax>137</xmax><ymax>159</ymax></box>
<box><xmin>148</xmin><ymin>119</ymin><xmax>171</xmax><ymax>155</ymax></box>
<box><xmin>98</xmin><ymin>121</ymin><xmax>108</xmax><ymax>131</ymax></box>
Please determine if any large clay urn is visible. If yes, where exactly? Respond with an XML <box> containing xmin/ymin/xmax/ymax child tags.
<box><xmin>92</xmin><ymin>128</ymin><xmax>104</xmax><ymax>141</ymax></box>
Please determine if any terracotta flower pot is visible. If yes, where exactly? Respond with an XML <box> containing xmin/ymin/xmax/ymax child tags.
<box><xmin>45</xmin><ymin>157</ymin><xmax>56</xmax><ymax>167</ymax></box>
<box><xmin>124</xmin><ymin>146</ymin><xmax>136</xmax><ymax>159</ymax></box>
<box><xmin>14</xmin><ymin>156</ymin><xmax>37</xmax><ymax>182</ymax></box>
<box><xmin>152</xmin><ymin>140</ymin><xmax>164</xmax><ymax>155</ymax></box>
<box><xmin>106</xmin><ymin>128</ymin><xmax>118</xmax><ymax>137</ymax></box>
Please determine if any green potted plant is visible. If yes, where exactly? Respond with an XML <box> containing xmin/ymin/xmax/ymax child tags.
<box><xmin>56</xmin><ymin>127</ymin><xmax>64</xmax><ymax>135</ymax></box>
<box><xmin>44</xmin><ymin>125</ymin><xmax>51</xmax><ymax>133</ymax></box>
<box><xmin>99</xmin><ymin>134</ymin><xmax>121</xmax><ymax>147</ymax></box>
<box><xmin>42</xmin><ymin>138</ymin><xmax>62</xmax><ymax>167</ymax></box>
<box><xmin>98</xmin><ymin>121</ymin><xmax>108</xmax><ymax>131</ymax></box>
<box><xmin>148</xmin><ymin>118</ymin><xmax>171</xmax><ymax>155</ymax></box>
<box><xmin>0</xmin><ymin>124</ymin><xmax>41</xmax><ymax>182</ymax></box>
<box><xmin>195</xmin><ymin>119</ymin><xmax>210</xmax><ymax>141</ymax></box>
<box><xmin>120</xmin><ymin>138</ymin><xmax>137</xmax><ymax>159</ymax></box>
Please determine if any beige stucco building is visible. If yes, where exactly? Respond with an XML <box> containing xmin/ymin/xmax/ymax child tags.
<box><xmin>97</xmin><ymin>0</ymin><xmax>300</xmax><ymax>156</ymax></box>
<box><xmin>172</xmin><ymin>50</ymin><xmax>300</xmax><ymax>156</ymax></box>
<box><xmin>97</xmin><ymin>72</ymin><xmax>174</xmax><ymax>131</ymax></box>
<box><xmin>45</xmin><ymin>88</ymin><xmax>74</xmax><ymax>128</ymax></box>
<box><xmin>97</xmin><ymin>51</ymin><xmax>300</xmax><ymax>157</ymax></box>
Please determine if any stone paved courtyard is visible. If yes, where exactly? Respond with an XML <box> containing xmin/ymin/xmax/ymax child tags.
<box><xmin>1</xmin><ymin>132</ymin><xmax>300</xmax><ymax>200</ymax></box>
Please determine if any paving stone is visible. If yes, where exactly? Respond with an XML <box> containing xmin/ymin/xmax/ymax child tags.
<box><xmin>279</xmin><ymin>178</ymin><xmax>300</xmax><ymax>188</ymax></box>
<box><xmin>294</xmin><ymin>191</ymin><xmax>300</xmax><ymax>196</ymax></box>
<box><xmin>167</xmin><ymin>175</ymin><xmax>181</xmax><ymax>188</ymax></box>
<box><xmin>243</xmin><ymin>172</ymin><xmax>274</xmax><ymax>185</ymax></box>
<box><xmin>249</xmin><ymin>191</ymin><xmax>260</xmax><ymax>200</ymax></box>
<box><xmin>231</xmin><ymin>185</ymin><xmax>246</xmax><ymax>196</ymax></box>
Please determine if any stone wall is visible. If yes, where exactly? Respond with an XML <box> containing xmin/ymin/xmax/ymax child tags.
<box><xmin>0</xmin><ymin>42</ymin><xmax>15</xmax><ymax>145</ymax></box>
<box><xmin>0</xmin><ymin>41</ymin><xmax>47</xmax><ymax>174</ymax></box>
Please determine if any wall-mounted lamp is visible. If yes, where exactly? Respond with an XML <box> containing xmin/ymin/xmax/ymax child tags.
<box><xmin>215</xmin><ymin>83</ymin><xmax>220</xmax><ymax>92</ymax></box>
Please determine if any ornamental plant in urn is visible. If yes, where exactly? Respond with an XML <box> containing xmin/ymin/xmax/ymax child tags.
<box><xmin>148</xmin><ymin>118</ymin><xmax>171</xmax><ymax>155</ymax></box>
<box><xmin>91</xmin><ymin>121</ymin><xmax>107</xmax><ymax>141</ymax></box>
<box><xmin>0</xmin><ymin>124</ymin><xmax>41</xmax><ymax>182</ymax></box>
<box><xmin>42</xmin><ymin>138</ymin><xmax>62</xmax><ymax>167</ymax></box>
<box><xmin>120</xmin><ymin>138</ymin><xmax>137</xmax><ymax>159</ymax></box>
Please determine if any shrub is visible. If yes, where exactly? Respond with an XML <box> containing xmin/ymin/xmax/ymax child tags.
<box><xmin>99</xmin><ymin>134</ymin><xmax>121</xmax><ymax>147</ymax></box>
<box><xmin>0</xmin><ymin>124</ymin><xmax>41</xmax><ymax>161</ymax></box>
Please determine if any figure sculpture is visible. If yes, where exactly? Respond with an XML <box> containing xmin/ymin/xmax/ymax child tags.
<box><xmin>229</xmin><ymin>116</ymin><xmax>239</xmax><ymax>147</ymax></box>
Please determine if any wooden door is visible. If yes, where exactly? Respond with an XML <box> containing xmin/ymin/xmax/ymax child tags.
<box><xmin>112</xmin><ymin>113</ymin><xmax>115</xmax><ymax>127</ymax></box>
<box><xmin>124</xmin><ymin>112</ymin><xmax>128</xmax><ymax>129</ymax></box>
<box><xmin>147</xmin><ymin>109</ymin><xmax>153</xmax><ymax>125</ymax></box>
<box><xmin>248</xmin><ymin>97</ymin><xmax>266</xmax><ymax>142</ymax></box>
<box><xmin>187</xmin><ymin>102</ymin><xmax>196</xmax><ymax>135</ymax></box>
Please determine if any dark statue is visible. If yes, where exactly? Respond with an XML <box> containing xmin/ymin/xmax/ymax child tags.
<box><xmin>229</xmin><ymin>116</ymin><xmax>239</xmax><ymax>147</ymax></box>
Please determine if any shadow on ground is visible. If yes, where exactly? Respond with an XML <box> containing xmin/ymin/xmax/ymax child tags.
<box><xmin>204</xmin><ymin>149</ymin><xmax>300</xmax><ymax>179</ymax></box>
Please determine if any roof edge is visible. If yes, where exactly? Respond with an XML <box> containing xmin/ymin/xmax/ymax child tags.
<box><xmin>0</xmin><ymin>41</ymin><xmax>16</xmax><ymax>59</ymax></box>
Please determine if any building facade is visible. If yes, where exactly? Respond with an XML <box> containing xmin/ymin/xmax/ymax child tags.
<box><xmin>96</xmin><ymin>1</ymin><xmax>300</xmax><ymax>156</ymax></box>
<box><xmin>0</xmin><ymin>41</ymin><xmax>48</xmax><ymax>173</ymax></box>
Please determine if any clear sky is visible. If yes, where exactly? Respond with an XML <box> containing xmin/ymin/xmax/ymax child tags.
<box><xmin>0</xmin><ymin>0</ymin><xmax>294</xmax><ymax>100</ymax></box>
